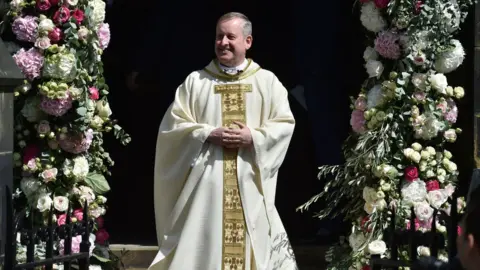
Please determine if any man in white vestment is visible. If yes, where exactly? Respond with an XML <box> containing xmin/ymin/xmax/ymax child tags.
<box><xmin>149</xmin><ymin>12</ymin><xmax>298</xmax><ymax>270</ymax></box>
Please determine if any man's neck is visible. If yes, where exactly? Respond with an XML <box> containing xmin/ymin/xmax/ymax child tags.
<box><xmin>218</xmin><ymin>58</ymin><xmax>247</xmax><ymax>69</ymax></box>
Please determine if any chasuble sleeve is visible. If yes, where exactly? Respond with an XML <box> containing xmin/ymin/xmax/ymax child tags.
<box><xmin>250</xmin><ymin>74</ymin><xmax>295</xmax><ymax>183</ymax></box>
<box><xmin>153</xmin><ymin>74</ymin><xmax>215</xmax><ymax>246</ymax></box>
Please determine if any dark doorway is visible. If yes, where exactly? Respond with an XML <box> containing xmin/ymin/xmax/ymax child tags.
<box><xmin>102</xmin><ymin>0</ymin><xmax>357</xmax><ymax>245</ymax></box>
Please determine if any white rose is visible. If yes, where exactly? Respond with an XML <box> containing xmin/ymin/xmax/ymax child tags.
<box><xmin>97</xmin><ymin>195</ymin><xmax>107</xmax><ymax>204</ymax></box>
<box><xmin>443</xmin><ymin>129</ymin><xmax>457</xmax><ymax>142</ymax></box>
<box><xmin>90</xmin><ymin>115</ymin><xmax>104</xmax><ymax>129</ymax></box>
<box><xmin>437</xmin><ymin>225</ymin><xmax>447</xmax><ymax>233</ymax></box>
<box><xmin>72</xmin><ymin>156</ymin><xmax>89</xmax><ymax>179</ymax></box>
<box><xmin>443</xmin><ymin>150</ymin><xmax>453</xmax><ymax>159</ymax></box>
<box><xmin>38</xmin><ymin>18</ymin><xmax>55</xmax><ymax>33</ymax></box>
<box><xmin>78</xmin><ymin>26</ymin><xmax>89</xmax><ymax>40</ymax></box>
<box><xmin>411</xmin><ymin>152</ymin><xmax>421</xmax><ymax>163</ymax></box>
<box><xmin>420</xmin><ymin>150</ymin><xmax>431</xmax><ymax>160</ymax></box>
<box><xmin>364</xmin><ymin>202</ymin><xmax>375</xmax><ymax>214</ymax></box>
<box><xmin>425</xmin><ymin>146</ymin><xmax>436</xmax><ymax>156</ymax></box>
<box><xmin>66</xmin><ymin>0</ymin><xmax>78</xmax><ymax>6</ymax></box>
<box><xmin>426</xmin><ymin>170</ymin><xmax>435</xmax><ymax>178</ymax></box>
<box><xmin>53</xmin><ymin>196</ymin><xmax>69</xmax><ymax>212</ymax></box>
<box><xmin>453</xmin><ymin>86</ymin><xmax>464</xmax><ymax>99</ymax></box>
<box><xmin>10</xmin><ymin>0</ymin><xmax>24</xmax><ymax>11</ymax></box>
<box><xmin>444</xmin><ymin>183</ymin><xmax>455</xmax><ymax>197</ymax></box>
<box><xmin>445</xmin><ymin>161</ymin><xmax>457</xmax><ymax>173</ymax></box>
<box><xmin>412</xmin><ymin>73</ymin><xmax>428</xmax><ymax>91</ymax></box>
<box><xmin>414</xmin><ymin>201</ymin><xmax>434</xmax><ymax>221</ymax></box>
<box><xmin>427</xmin><ymin>190</ymin><xmax>448</xmax><ymax>209</ymax></box>
<box><xmin>417</xmin><ymin>246</ymin><xmax>431</xmax><ymax>257</ymax></box>
<box><xmin>365</xmin><ymin>60</ymin><xmax>384</xmax><ymax>78</ymax></box>
<box><xmin>34</xmin><ymin>37</ymin><xmax>51</xmax><ymax>50</ymax></box>
<box><xmin>430</xmin><ymin>73</ymin><xmax>448</xmax><ymax>94</ymax></box>
<box><xmin>375</xmin><ymin>199</ymin><xmax>387</xmax><ymax>211</ymax></box>
<box><xmin>368</xmin><ymin>240</ymin><xmax>387</xmax><ymax>255</ymax></box>
<box><xmin>37</xmin><ymin>194</ymin><xmax>53</xmax><ymax>212</ymax></box>
<box><xmin>96</xmin><ymin>100</ymin><xmax>112</xmax><ymax>118</ymax></box>
<box><xmin>363</xmin><ymin>46</ymin><xmax>378</xmax><ymax>61</ymax></box>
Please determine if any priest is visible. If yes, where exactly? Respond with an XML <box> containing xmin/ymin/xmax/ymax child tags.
<box><xmin>149</xmin><ymin>12</ymin><xmax>298</xmax><ymax>270</ymax></box>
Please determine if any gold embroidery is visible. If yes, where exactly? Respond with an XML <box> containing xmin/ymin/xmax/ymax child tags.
<box><xmin>215</xmin><ymin>84</ymin><xmax>253</xmax><ymax>270</ymax></box>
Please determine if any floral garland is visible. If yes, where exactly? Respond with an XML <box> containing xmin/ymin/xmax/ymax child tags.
<box><xmin>2</xmin><ymin>0</ymin><xmax>130</xmax><ymax>268</ymax></box>
<box><xmin>298</xmin><ymin>0</ymin><xmax>475</xmax><ymax>269</ymax></box>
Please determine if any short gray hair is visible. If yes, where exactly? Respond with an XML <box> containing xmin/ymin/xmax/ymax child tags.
<box><xmin>217</xmin><ymin>12</ymin><xmax>252</xmax><ymax>37</ymax></box>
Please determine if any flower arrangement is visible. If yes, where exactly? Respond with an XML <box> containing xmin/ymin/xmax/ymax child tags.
<box><xmin>298</xmin><ymin>0</ymin><xmax>474</xmax><ymax>269</ymax></box>
<box><xmin>2</xmin><ymin>0</ymin><xmax>130</xmax><ymax>267</ymax></box>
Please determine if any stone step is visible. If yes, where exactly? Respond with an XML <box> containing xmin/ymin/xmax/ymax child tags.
<box><xmin>110</xmin><ymin>244</ymin><xmax>327</xmax><ymax>269</ymax></box>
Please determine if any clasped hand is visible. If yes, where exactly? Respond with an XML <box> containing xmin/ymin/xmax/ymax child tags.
<box><xmin>207</xmin><ymin>121</ymin><xmax>252</xmax><ymax>148</ymax></box>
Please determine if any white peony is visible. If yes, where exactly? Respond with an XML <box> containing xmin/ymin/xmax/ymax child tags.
<box><xmin>368</xmin><ymin>240</ymin><xmax>387</xmax><ymax>255</ymax></box>
<box><xmin>96</xmin><ymin>100</ymin><xmax>112</xmax><ymax>118</ymax></box>
<box><xmin>363</xmin><ymin>46</ymin><xmax>378</xmax><ymax>61</ymax></box>
<box><xmin>414</xmin><ymin>201</ymin><xmax>434</xmax><ymax>221</ymax></box>
<box><xmin>434</xmin><ymin>40</ymin><xmax>465</xmax><ymax>74</ymax></box>
<box><xmin>401</xmin><ymin>180</ymin><xmax>427</xmax><ymax>206</ymax></box>
<box><xmin>72</xmin><ymin>156</ymin><xmax>89</xmax><ymax>179</ymax></box>
<box><xmin>10</xmin><ymin>0</ymin><xmax>24</xmax><ymax>11</ymax></box>
<box><xmin>363</xmin><ymin>187</ymin><xmax>378</xmax><ymax>203</ymax></box>
<box><xmin>427</xmin><ymin>190</ymin><xmax>449</xmax><ymax>209</ymax></box>
<box><xmin>38</xmin><ymin>17</ymin><xmax>55</xmax><ymax>33</ymax></box>
<box><xmin>53</xmin><ymin>196</ymin><xmax>69</xmax><ymax>212</ymax></box>
<box><xmin>430</xmin><ymin>73</ymin><xmax>448</xmax><ymax>94</ymax></box>
<box><xmin>360</xmin><ymin>2</ymin><xmax>387</xmax><ymax>33</ymax></box>
<box><xmin>88</xmin><ymin>0</ymin><xmax>106</xmax><ymax>25</ymax></box>
<box><xmin>411</xmin><ymin>73</ymin><xmax>428</xmax><ymax>91</ymax></box>
<box><xmin>37</xmin><ymin>193</ymin><xmax>53</xmax><ymax>212</ymax></box>
<box><xmin>365</xmin><ymin>60</ymin><xmax>384</xmax><ymax>78</ymax></box>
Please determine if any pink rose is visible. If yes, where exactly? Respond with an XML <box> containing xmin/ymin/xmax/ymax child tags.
<box><xmin>41</xmin><ymin>168</ymin><xmax>57</xmax><ymax>182</ymax></box>
<box><xmin>53</xmin><ymin>6</ymin><xmax>70</xmax><ymax>24</ymax></box>
<box><xmin>96</xmin><ymin>216</ymin><xmax>104</xmax><ymax>228</ymax></box>
<box><xmin>27</xmin><ymin>159</ymin><xmax>37</xmax><ymax>170</ymax></box>
<box><xmin>355</xmin><ymin>96</ymin><xmax>367</xmax><ymax>111</ymax></box>
<box><xmin>95</xmin><ymin>229</ymin><xmax>110</xmax><ymax>244</ymax></box>
<box><xmin>73</xmin><ymin>209</ymin><xmax>84</xmax><ymax>221</ymax></box>
<box><xmin>36</xmin><ymin>0</ymin><xmax>51</xmax><ymax>11</ymax></box>
<box><xmin>413</xmin><ymin>91</ymin><xmax>426</xmax><ymax>102</ymax></box>
<box><xmin>406</xmin><ymin>218</ymin><xmax>420</xmax><ymax>231</ymax></box>
<box><xmin>350</xmin><ymin>109</ymin><xmax>366</xmax><ymax>133</ymax></box>
<box><xmin>48</xmin><ymin>27</ymin><xmax>62</xmax><ymax>43</ymax></box>
<box><xmin>71</xmin><ymin>9</ymin><xmax>84</xmax><ymax>24</ymax></box>
<box><xmin>59</xmin><ymin>235</ymin><xmax>81</xmax><ymax>255</ymax></box>
<box><xmin>35</xmin><ymin>37</ymin><xmax>51</xmax><ymax>50</ymax></box>
<box><xmin>89</xmin><ymin>87</ymin><xmax>99</xmax><ymax>100</ymax></box>
<box><xmin>57</xmin><ymin>214</ymin><xmax>67</xmax><ymax>226</ymax></box>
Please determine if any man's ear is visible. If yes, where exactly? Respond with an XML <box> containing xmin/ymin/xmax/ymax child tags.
<box><xmin>245</xmin><ymin>35</ymin><xmax>253</xmax><ymax>50</ymax></box>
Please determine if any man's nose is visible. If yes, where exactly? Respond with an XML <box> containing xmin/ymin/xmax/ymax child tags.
<box><xmin>221</xmin><ymin>36</ymin><xmax>229</xmax><ymax>45</ymax></box>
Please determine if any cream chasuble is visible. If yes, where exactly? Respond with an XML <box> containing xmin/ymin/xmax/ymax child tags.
<box><xmin>149</xmin><ymin>59</ymin><xmax>299</xmax><ymax>270</ymax></box>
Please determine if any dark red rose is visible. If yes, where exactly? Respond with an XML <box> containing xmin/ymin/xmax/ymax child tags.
<box><xmin>361</xmin><ymin>216</ymin><xmax>372</xmax><ymax>232</ymax></box>
<box><xmin>50</xmin><ymin>0</ymin><xmax>60</xmax><ymax>5</ymax></box>
<box><xmin>71</xmin><ymin>9</ymin><xmax>84</xmax><ymax>24</ymax></box>
<box><xmin>404</xmin><ymin>166</ymin><xmax>418</xmax><ymax>182</ymax></box>
<box><xmin>426</xmin><ymin>180</ymin><xmax>440</xmax><ymax>191</ymax></box>
<box><xmin>53</xmin><ymin>6</ymin><xmax>70</xmax><ymax>24</ymax></box>
<box><xmin>95</xmin><ymin>229</ymin><xmax>110</xmax><ymax>244</ymax></box>
<box><xmin>36</xmin><ymin>0</ymin><xmax>51</xmax><ymax>11</ymax></box>
<box><xmin>96</xmin><ymin>217</ymin><xmax>104</xmax><ymax>228</ymax></box>
<box><xmin>362</xmin><ymin>266</ymin><xmax>371</xmax><ymax>270</ymax></box>
<box><xmin>374</xmin><ymin>0</ymin><xmax>390</xmax><ymax>8</ymax></box>
<box><xmin>23</xmin><ymin>144</ymin><xmax>40</xmax><ymax>164</ymax></box>
<box><xmin>48</xmin><ymin>27</ymin><xmax>62</xmax><ymax>42</ymax></box>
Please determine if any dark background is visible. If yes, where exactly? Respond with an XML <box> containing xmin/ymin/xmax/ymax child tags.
<box><xmin>100</xmin><ymin>0</ymin><xmax>474</xmax><ymax>245</ymax></box>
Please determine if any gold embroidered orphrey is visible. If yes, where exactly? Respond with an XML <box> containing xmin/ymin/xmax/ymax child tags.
<box><xmin>214</xmin><ymin>84</ymin><xmax>256</xmax><ymax>270</ymax></box>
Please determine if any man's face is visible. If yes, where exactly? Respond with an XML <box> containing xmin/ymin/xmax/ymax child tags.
<box><xmin>215</xmin><ymin>18</ymin><xmax>252</xmax><ymax>66</ymax></box>
<box><xmin>457</xmin><ymin>219</ymin><xmax>480</xmax><ymax>270</ymax></box>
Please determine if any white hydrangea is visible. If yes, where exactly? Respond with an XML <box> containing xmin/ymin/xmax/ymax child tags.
<box><xmin>360</xmin><ymin>2</ymin><xmax>387</xmax><ymax>33</ymax></box>
<box><xmin>367</xmin><ymin>84</ymin><xmax>385</xmax><ymax>109</ymax></box>
<box><xmin>21</xmin><ymin>96</ymin><xmax>45</xmax><ymax>122</ymax></box>
<box><xmin>434</xmin><ymin>39</ymin><xmax>465</xmax><ymax>74</ymax></box>
<box><xmin>72</xmin><ymin>156</ymin><xmax>89</xmax><ymax>179</ymax></box>
<box><xmin>88</xmin><ymin>0</ymin><xmax>106</xmax><ymax>25</ymax></box>
<box><xmin>401</xmin><ymin>179</ymin><xmax>427</xmax><ymax>206</ymax></box>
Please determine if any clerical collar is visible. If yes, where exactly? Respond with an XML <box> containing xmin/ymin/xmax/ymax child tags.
<box><xmin>219</xmin><ymin>59</ymin><xmax>248</xmax><ymax>75</ymax></box>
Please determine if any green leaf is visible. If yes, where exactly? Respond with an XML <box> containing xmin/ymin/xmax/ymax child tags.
<box><xmin>76</xmin><ymin>107</ymin><xmax>87</xmax><ymax>116</ymax></box>
<box><xmin>85</xmin><ymin>173</ymin><xmax>110</xmax><ymax>194</ymax></box>
<box><xmin>92</xmin><ymin>253</ymin><xmax>111</xmax><ymax>263</ymax></box>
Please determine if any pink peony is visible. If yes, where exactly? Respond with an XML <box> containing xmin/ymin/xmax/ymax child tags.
<box><xmin>406</xmin><ymin>218</ymin><xmax>420</xmax><ymax>231</ymax></box>
<box><xmin>12</xmin><ymin>16</ymin><xmax>38</xmax><ymax>43</ymax></box>
<box><xmin>374</xmin><ymin>31</ymin><xmax>401</xmax><ymax>60</ymax></box>
<box><xmin>58</xmin><ymin>129</ymin><xmax>93</xmax><ymax>154</ymax></box>
<box><xmin>89</xmin><ymin>87</ymin><xmax>99</xmax><ymax>100</ymax></box>
<box><xmin>350</xmin><ymin>109</ymin><xmax>366</xmax><ymax>133</ymax></box>
<box><xmin>12</xmin><ymin>48</ymin><xmax>44</xmax><ymax>80</ymax></box>
<box><xmin>71</xmin><ymin>9</ymin><xmax>84</xmax><ymax>24</ymax></box>
<box><xmin>73</xmin><ymin>209</ymin><xmax>84</xmax><ymax>221</ymax></box>
<box><xmin>53</xmin><ymin>6</ymin><xmax>70</xmax><ymax>24</ymax></box>
<box><xmin>36</xmin><ymin>0</ymin><xmax>51</xmax><ymax>11</ymax></box>
<box><xmin>95</xmin><ymin>229</ymin><xmax>110</xmax><ymax>245</ymax></box>
<box><xmin>374</xmin><ymin>0</ymin><xmax>390</xmax><ymax>8</ymax></box>
<box><xmin>48</xmin><ymin>27</ymin><xmax>63</xmax><ymax>43</ymax></box>
<box><xmin>59</xmin><ymin>235</ymin><xmax>81</xmax><ymax>255</ymax></box>
<box><xmin>40</xmin><ymin>95</ymin><xmax>73</xmax><ymax>117</ymax></box>
<box><xmin>98</xmin><ymin>23</ymin><xmax>111</xmax><ymax>50</ymax></box>
<box><xmin>355</xmin><ymin>96</ymin><xmax>367</xmax><ymax>111</ymax></box>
